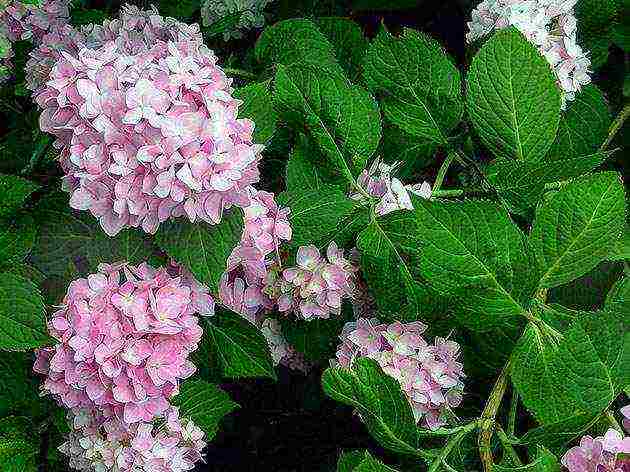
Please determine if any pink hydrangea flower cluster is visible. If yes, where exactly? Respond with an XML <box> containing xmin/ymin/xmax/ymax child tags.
<box><xmin>220</xmin><ymin>187</ymin><xmax>292</xmax><ymax>318</ymax></box>
<box><xmin>33</xmin><ymin>5</ymin><xmax>263</xmax><ymax>235</ymax></box>
<box><xmin>622</xmin><ymin>404</ymin><xmax>630</xmax><ymax>433</ymax></box>
<box><xmin>33</xmin><ymin>262</ymin><xmax>213</xmax><ymax>425</ymax></box>
<box><xmin>0</xmin><ymin>0</ymin><xmax>70</xmax><ymax>82</ymax></box>
<box><xmin>351</xmin><ymin>158</ymin><xmax>432</xmax><ymax>216</ymax></box>
<box><xmin>334</xmin><ymin>318</ymin><xmax>465</xmax><ymax>429</ymax></box>
<box><xmin>466</xmin><ymin>0</ymin><xmax>591</xmax><ymax>106</ymax></box>
<box><xmin>561</xmin><ymin>428</ymin><xmax>630</xmax><ymax>472</ymax></box>
<box><xmin>59</xmin><ymin>406</ymin><xmax>206</xmax><ymax>472</ymax></box>
<box><xmin>267</xmin><ymin>242</ymin><xmax>358</xmax><ymax>320</ymax></box>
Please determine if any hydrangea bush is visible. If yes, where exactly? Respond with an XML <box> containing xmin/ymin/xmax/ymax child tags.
<box><xmin>0</xmin><ymin>0</ymin><xmax>627</xmax><ymax>471</ymax></box>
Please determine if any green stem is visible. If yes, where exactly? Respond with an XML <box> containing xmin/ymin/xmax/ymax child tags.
<box><xmin>223</xmin><ymin>68</ymin><xmax>257</xmax><ymax>80</ymax></box>
<box><xmin>600</xmin><ymin>102</ymin><xmax>630</xmax><ymax>151</ymax></box>
<box><xmin>479</xmin><ymin>361</ymin><xmax>511</xmax><ymax>472</ymax></box>
<box><xmin>496</xmin><ymin>425</ymin><xmax>522</xmax><ymax>466</ymax></box>
<box><xmin>507</xmin><ymin>388</ymin><xmax>518</xmax><ymax>438</ymax></box>
<box><xmin>604</xmin><ymin>410</ymin><xmax>624</xmax><ymax>434</ymax></box>
<box><xmin>428</xmin><ymin>421</ymin><xmax>479</xmax><ymax>472</ymax></box>
<box><xmin>431</xmin><ymin>152</ymin><xmax>455</xmax><ymax>196</ymax></box>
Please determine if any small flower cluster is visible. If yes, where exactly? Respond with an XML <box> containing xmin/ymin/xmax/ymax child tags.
<box><xmin>352</xmin><ymin>158</ymin><xmax>432</xmax><ymax>216</ymax></box>
<box><xmin>466</xmin><ymin>0</ymin><xmax>591</xmax><ymax>105</ymax></box>
<box><xmin>33</xmin><ymin>5</ymin><xmax>263</xmax><ymax>235</ymax></box>
<box><xmin>220</xmin><ymin>187</ymin><xmax>291</xmax><ymax>318</ymax></box>
<box><xmin>0</xmin><ymin>0</ymin><xmax>70</xmax><ymax>82</ymax></box>
<box><xmin>335</xmin><ymin>318</ymin><xmax>465</xmax><ymax>429</ymax></box>
<box><xmin>201</xmin><ymin>0</ymin><xmax>273</xmax><ymax>40</ymax></box>
<box><xmin>33</xmin><ymin>262</ymin><xmax>212</xmax><ymax>424</ymax></box>
<box><xmin>268</xmin><ymin>242</ymin><xmax>358</xmax><ymax>320</ymax></box>
<box><xmin>59</xmin><ymin>407</ymin><xmax>206</xmax><ymax>471</ymax></box>
<box><xmin>561</xmin><ymin>428</ymin><xmax>630</xmax><ymax>472</ymax></box>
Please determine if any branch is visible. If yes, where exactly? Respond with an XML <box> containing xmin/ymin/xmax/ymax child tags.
<box><xmin>600</xmin><ymin>102</ymin><xmax>630</xmax><ymax>151</ymax></box>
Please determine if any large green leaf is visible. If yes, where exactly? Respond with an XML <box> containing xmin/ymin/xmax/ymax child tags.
<box><xmin>0</xmin><ymin>174</ymin><xmax>38</xmax><ymax>218</ymax></box>
<box><xmin>273</xmin><ymin>64</ymin><xmax>381</xmax><ymax>177</ymax></box>
<box><xmin>207</xmin><ymin>309</ymin><xmax>276</xmax><ymax>380</ymax></box>
<box><xmin>511</xmin><ymin>308</ymin><xmax>629</xmax><ymax>424</ymax></box>
<box><xmin>383</xmin><ymin>197</ymin><xmax>539</xmax><ymax>331</ymax></box>
<box><xmin>285</xmin><ymin>134</ymin><xmax>346</xmax><ymax>192</ymax></box>
<box><xmin>546</xmin><ymin>85</ymin><xmax>611</xmax><ymax>161</ymax></box>
<box><xmin>0</xmin><ymin>215</ymin><xmax>36</xmax><ymax>265</ymax></box>
<box><xmin>234</xmin><ymin>80</ymin><xmax>278</xmax><ymax>143</ymax></box>
<box><xmin>0</xmin><ymin>416</ymin><xmax>38</xmax><ymax>472</ymax></box>
<box><xmin>278</xmin><ymin>184</ymin><xmax>354</xmax><ymax>250</ymax></box>
<box><xmin>255</xmin><ymin>18</ymin><xmax>345</xmax><ymax>75</ymax></box>
<box><xmin>0</xmin><ymin>351</ymin><xmax>46</xmax><ymax>418</ymax></box>
<box><xmin>520</xmin><ymin>413</ymin><xmax>600</xmax><ymax>454</ymax></box>
<box><xmin>85</xmin><ymin>228</ymin><xmax>156</xmax><ymax>272</ymax></box>
<box><xmin>494</xmin><ymin>447</ymin><xmax>560</xmax><ymax>472</ymax></box>
<box><xmin>605</xmin><ymin>275</ymin><xmax>629</xmax><ymax>315</ymax></box>
<box><xmin>322</xmin><ymin>357</ymin><xmax>420</xmax><ymax>456</ymax></box>
<box><xmin>608</xmin><ymin>225</ymin><xmax>630</xmax><ymax>261</ymax></box>
<box><xmin>354</xmin><ymin>452</ymin><xmax>400</xmax><ymax>471</ymax></box>
<box><xmin>486</xmin><ymin>152</ymin><xmax>610</xmax><ymax>214</ymax></box>
<box><xmin>155</xmin><ymin>211</ymin><xmax>243</xmax><ymax>295</ymax></box>
<box><xmin>531</xmin><ymin>172</ymin><xmax>625</xmax><ymax>289</ymax></box>
<box><xmin>171</xmin><ymin>380</ymin><xmax>238</xmax><ymax>441</ymax></box>
<box><xmin>0</xmin><ymin>272</ymin><xmax>50</xmax><ymax>351</ymax></box>
<box><xmin>363</xmin><ymin>27</ymin><xmax>462</xmax><ymax>145</ymax></box>
<box><xmin>315</xmin><ymin>17</ymin><xmax>368</xmax><ymax>81</ymax></box>
<box><xmin>467</xmin><ymin>27</ymin><xmax>561</xmax><ymax>162</ymax></box>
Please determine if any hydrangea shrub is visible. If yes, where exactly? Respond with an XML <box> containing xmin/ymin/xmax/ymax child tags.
<box><xmin>0</xmin><ymin>0</ymin><xmax>627</xmax><ymax>471</ymax></box>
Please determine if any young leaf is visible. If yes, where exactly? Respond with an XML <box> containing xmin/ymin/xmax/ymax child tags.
<box><xmin>363</xmin><ymin>27</ymin><xmax>462</xmax><ymax>145</ymax></box>
<box><xmin>467</xmin><ymin>27</ymin><xmax>561</xmax><ymax>162</ymax></box>
<box><xmin>278</xmin><ymin>184</ymin><xmax>354</xmax><ymax>250</ymax></box>
<box><xmin>546</xmin><ymin>85</ymin><xmax>611</xmax><ymax>162</ymax></box>
<box><xmin>315</xmin><ymin>17</ymin><xmax>368</xmax><ymax>81</ymax></box>
<box><xmin>0</xmin><ymin>174</ymin><xmax>38</xmax><ymax>218</ymax></box>
<box><xmin>255</xmin><ymin>18</ymin><xmax>345</xmax><ymax>75</ymax></box>
<box><xmin>322</xmin><ymin>357</ymin><xmax>420</xmax><ymax>456</ymax></box>
<box><xmin>531</xmin><ymin>172</ymin><xmax>625</xmax><ymax>289</ymax></box>
<box><xmin>233</xmin><ymin>80</ymin><xmax>278</xmax><ymax>143</ymax></box>
<box><xmin>385</xmin><ymin>198</ymin><xmax>539</xmax><ymax>331</ymax></box>
<box><xmin>511</xmin><ymin>309</ymin><xmax>629</xmax><ymax>424</ymax></box>
<box><xmin>0</xmin><ymin>272</ymin><xmax>50</xmax><ymax>351</ymax></box>
<box><xmin>207</xmin><ymin>309</ymin><xmax>276</xmax><ymax>380</ymax></box>
<box><xmin>171</xmin><ymin>379</ymin><xmax>239</xmax><ymax>441</ymax></box>
<box><xmin>155</xmin><ymin>211</ymin><xmax>243</xmax><ymax>295</ymax></box>
<box><xmin>273</xmin><ymin>64</ymin><xmax>381</xmax><ymax>177</ymax></box>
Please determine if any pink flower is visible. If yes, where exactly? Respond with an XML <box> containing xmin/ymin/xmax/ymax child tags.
<box><xmin>334</xmin><ymin>318</ymin><xmax>465</xmax><ymax>430</ymax></box>
<box><xmin>621</xmin><ymin>405</ymin><xmax>630</xmax><ymax>434</ymax></box>
<box><xmin>33</xmin><ymin>262</ymin><xmax>212</xmax><ymax>425</ymax></box>
<box><xmin>562</xmin><ymin>428</ymin><xmax>630</xmax><ymax>472</ymax></box>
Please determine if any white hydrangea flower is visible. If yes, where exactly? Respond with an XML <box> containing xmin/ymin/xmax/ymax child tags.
<box><xmin>467</xmin><ymin>0</ymin><xmax>591</xmax><ymax>107</ymax></box>
<box><xmin>201</xmin><ymin>0</ymin><xmax>273</xmax><ymax>40</ymax></box>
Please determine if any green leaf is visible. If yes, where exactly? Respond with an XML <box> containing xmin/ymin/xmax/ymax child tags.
<box><xmin>273</xmin><ymin>63</ymin><xmax>381</xmax><ymax>177</ymax></box>
<box><xmin>171</xmin><ymin>380</ymin><xmax>238</xmax><ymax>441</ymax></box>
<box><xmin>0</xmin><ymin>351</ymin><xmax>45</xmax><ymax>418</ymax></box>
<box><xmin>531</xmin><ymin>172</ymin><xmax>626</xmax><ymax>289</ymax></box>
<box><xmin>0</xmin><ymin>174</ymin><xmax>38</xmax><ymax>218</ymax></box>
<box><xmin>155</xmin><ymin>211</ymin><xmax>243</xmax><ymax>295</ymax></box>
<box><xmin>315</xmin><ymin>18</ymin><xmax>368</xmax><ymax>81</ymax></box>
<box><xmin>0</xmin><ymin>416</ymin><xmax>38</xmax><ymax>472</ymax></box>
<box><xmin>546</xmin><ymin>85</ymin><xmax>611</xmax><ymax>162</ymax></box>
<box><xmin>0</xmin><ymin>272</ymin><xmax>50</xmax><ymax>351</ymax></box>
<box><xmin>158</xmin><ymin>0</ymin><xmax>198</xmax><ymax>19</ymax></box>
<box><xmin>520</xmin><ymin>413</ymin><xmax>600</xmax><ymax>454</ymax></box>
<box><xmin>467</xmin><ymin>27</ymin><xmax>561</xmax><ymax>162</ymax></box>
<box><xmin>605</xmin><ymin>275</ymin><xmax>629</xmax><ymax>315</ymax></box>
<box><xmin>207</xmin><ymin>309</ymin><xmax>276</xmax><ymax>380</ymax></box>
<box><xmin>511</xmin><ymin>308</ymin><xmax>629</xmax><ymax>424</ymax></box>
<box><xmin>285</xmin><ymin>134</ymin><xmax>346</xmax><ymax>192</ymax></box>
<box><xmin>388</xmin><ymin>197</ymin><xmax>539</xmax><ymax>331</ymax></box>
<box><xmin>337</xmin><ymin>450</ymin><xmax>365</xmax><ymax>472</ymax></box>
<box><xmin>378</xmin><ymin>124</ymin><xmax>437</xmax><ymax>179</ymax></box>
<box><xmin>278</xmin><ymin>184</ymin><xmax>354</xmax><ymax>249</ymax></box>
<box><xmin>85</xmin><ymin>228</ymin><xmax>156</xmax><ymax>273</ymax></box>
<box><xmin>363</xmin><ymin>27</ymin><xmax>462</xmax><ymax>145</ymax></box>
<box><xmin>486</xmin><ymin>152</ymin><xmax>610</xmax><ymax>214</ymax></box>
<box><xmin>256</xmin><ymin>19</ymin><xmax>345</xmax><ymax>75</ymax></box>
<box><xmin>355</xmin><ymin>451</ymin><xmax>400</xmax><ymax>471</ymax></box>
<box><xmin>494</xmin><ymin>447</ymin><xmax>560</xmax><ymax>472</ymax></box>
<box><xmin>0</xmin><ymin>215</ymin><xmax>36</xmax><ymax>265</ymax></box>
<box><xmin>608</xmin><ymin>225</ymin><xmax>630</xmax><ymax>261</ymax></box>
<box><xmin>234</xmin><ymin>80</ymin><xmax>278</xmax><ymax>143</ymax></box>
<box><xmin>322</xmin><ymin>357</ymin><xmax>420</xmax><ymax>456</ymax></box>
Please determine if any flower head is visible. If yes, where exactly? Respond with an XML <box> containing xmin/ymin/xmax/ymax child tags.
<box><xmin>561</xmin><ymin>428</ymin><xmax>630</xmax><ymax>472</ymax></box>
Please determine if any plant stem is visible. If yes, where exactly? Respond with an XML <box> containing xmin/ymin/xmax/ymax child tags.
<box><xmin>223</xmin><ymin>67</ymin><xmax>257</xmax><ymax>80</ymax></box>
<box><xmin>432</xmin><ymin>152</ymin><xmax>455</xmax><ymax>196</ymax></box>
<box><xmin>604</xmin><ymin>410</ymin><xmax>624</xmax><ymax>434</ymax></box>
<box><xmin>428</xmin><ymin>421</ymin><xmax>479</xmax><ymax>472</ymax></box>
<box><xmin>496</xmin><ymin>425</ymin><xmax>522</xmax><ymax>466</ymax></box>
<box><xmin>507</xmin><ymin>388</ymin><xmax>518</xmax><ymax>438</ymax></box>
<box><xmin>479</xmin><ymin>361</ymin><xmax>511</xmax><ymax>472</ymax></box>
<box><xmin>600</xmin><ymin>102</ymin><xmax>630</xmax><ymax>151</ymax></box>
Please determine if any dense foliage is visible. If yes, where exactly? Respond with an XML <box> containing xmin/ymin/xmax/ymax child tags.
<box><xmin>0</xmin><ymin>0</ymin><xmax>628</xmax><ymax>471</ymax></box>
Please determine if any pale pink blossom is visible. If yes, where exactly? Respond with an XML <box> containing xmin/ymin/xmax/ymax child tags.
<box><xmin>562</xmin><ymin>428</ymin><xmax>630</xmax><ymax>472</ymax></box>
